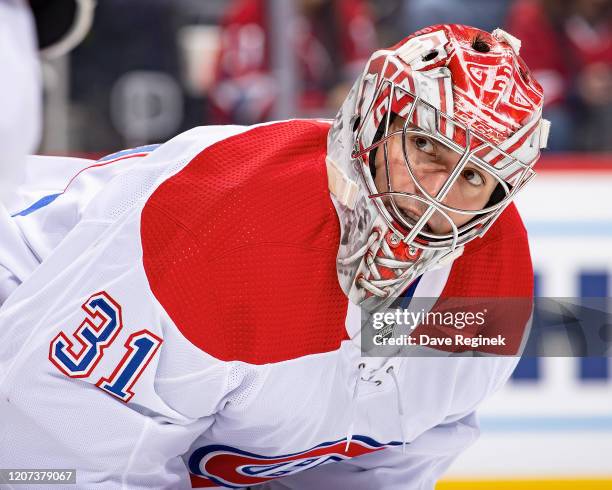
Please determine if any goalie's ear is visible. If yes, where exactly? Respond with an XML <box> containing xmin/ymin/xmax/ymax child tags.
<box><xmin>29</xmin><ymin>0</ymin><xmax>96</xmax><ymax>59</ymax></box>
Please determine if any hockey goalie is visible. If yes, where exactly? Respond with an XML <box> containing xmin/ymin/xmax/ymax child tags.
<box><xmin>0</xmin><ymin>24</ymin><xmax>549</xmax><ymax>489</ymax></box>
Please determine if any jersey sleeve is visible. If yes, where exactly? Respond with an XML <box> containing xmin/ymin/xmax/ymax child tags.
<box><xmin>0</xmin><ymin>148</ymin><xmax>157</xmax><ymax>308</ymax></box>
<box><xmin>0</xmin><ymin>124</ymin><xmax>259</xmax><ymax>488</ymax></box>
<box><xmin>10</xmin><ymin>149</ymin><xmax>156</xmax><ymax>260</ymax></box>
<box><xmin>0</xmin><ymin>265</ymin><xmax>19</xmax><ymax>305</ymax></box>
<box><xmin>0</xmin><ymin>156</ymin><xmax>92</xmax><ymax>306</ymax></box>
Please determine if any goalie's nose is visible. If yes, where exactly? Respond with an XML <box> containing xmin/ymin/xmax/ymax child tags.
<box><xmin>411</xmin><ymin>168</ymin><xmax>450</xmax><ymax>199</ymax></box>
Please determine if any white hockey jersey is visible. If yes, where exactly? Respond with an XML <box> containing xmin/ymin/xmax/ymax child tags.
<box><xmin>0</xmin><ymin>121</ymin><xmax>533</xmax><ymax>489</ymax></box>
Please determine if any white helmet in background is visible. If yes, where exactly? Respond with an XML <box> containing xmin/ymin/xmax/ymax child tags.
<box><xmin>0</xmin><ymin>0</ymin><xmax>96</xmax><ymax>207</ymax></box>
<box><xmin>327</xmin><ymin>24</ymin><xmax>551</xmax><ymax>312</ymax></box>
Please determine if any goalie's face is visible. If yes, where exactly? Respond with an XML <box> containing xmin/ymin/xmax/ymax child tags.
<box><xmin>373</xmin><ymin>117</ymin><xmax>499</xmax><ymax>235</ymax></box>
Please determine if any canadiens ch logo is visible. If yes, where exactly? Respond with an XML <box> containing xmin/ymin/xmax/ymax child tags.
<box><xmin>189</xmin><ymin>436</ymin><xmax>402</xmax><ymax>488</ymax></box>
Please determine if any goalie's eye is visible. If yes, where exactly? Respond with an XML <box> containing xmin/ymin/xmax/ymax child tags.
<box><xmin>412</xmin><ymin>135</ymin><xmax>435</xmax><ymax>155</ymax></box>
<box><xmin>462</xmin><ymin>167</ymin><xmax>485</xmax><ymax>187</ymax></box>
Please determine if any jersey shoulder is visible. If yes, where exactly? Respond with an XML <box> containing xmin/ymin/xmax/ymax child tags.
<box><xmin>433</xmin><ymin>204</ymin><xmax>533</xmax><ymax>355</ymax></box>
<box><xmin>141</xmin><ymin>120</ymin><xmax>349</xmax><ymax>365</ymax></box>
<box><xmin>443</xmin><ymin>203</ymin><xmax>532</xmax><ymax>298</ymax></box>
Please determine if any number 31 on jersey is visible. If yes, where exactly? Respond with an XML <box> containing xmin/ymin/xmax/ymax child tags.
<box><xmin>49</xmin><ymin>291</ymin><xmax>162</xmax><ymax>402</ymax></box>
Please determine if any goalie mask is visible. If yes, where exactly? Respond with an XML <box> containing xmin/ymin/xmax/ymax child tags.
<box><xmin>327</xmin><ymin>24</ymin><xmax>551</xmax><ymax>312</ymax></box>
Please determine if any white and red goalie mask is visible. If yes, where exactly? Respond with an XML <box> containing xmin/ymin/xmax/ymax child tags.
<box><xmin>326</xmin><ymin>24</ymin><xmax>551</xmax><ymax>311</ymax></box>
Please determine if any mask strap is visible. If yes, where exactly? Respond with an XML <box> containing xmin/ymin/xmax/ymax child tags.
<box><xmin>326</xmin><ymin>156</ymin><xmax>358</xmax><ymax>209</ymax></box>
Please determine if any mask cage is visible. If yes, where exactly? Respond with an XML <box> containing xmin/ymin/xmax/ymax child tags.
<box><xmin>351</xmin><ymin>78</ymin><xmax>536</xmax><ymax>252</ymax></box>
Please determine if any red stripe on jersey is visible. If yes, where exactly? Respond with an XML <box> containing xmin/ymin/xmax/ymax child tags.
<box><xmin>62</xmin><ymin>153</ymin><xmax>149</xmax><ymax>192</ymax></box>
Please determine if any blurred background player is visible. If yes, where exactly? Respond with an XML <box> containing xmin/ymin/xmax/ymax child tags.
<box><xmin>506</xmin><ymin>0</ymin><xmax>612</xmax><ymax>151</ymax></box>
<box><xmin>209</xmin><ymin>0</ymin><xmax>376</xmax><ymax>124</ymax></box>
<box><xmin>42</xmin><ymin>0</ymin><xmax>609</xmax><ymax>155</ymax></box>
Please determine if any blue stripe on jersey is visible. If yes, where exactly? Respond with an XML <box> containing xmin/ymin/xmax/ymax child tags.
<box><xmin>399</xmin><ymin>276</ymin><xmax>422</xmax><ymax>308</ymax></box>
<box><xmin>98</xmin><ymin>144</ymin><xmax>160</xmax><ymax>162</ymax></box>
<box><xmin>11</xmin><ymin>193</ymin><xmax>62</xmax><ymax>217</ymax></box>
